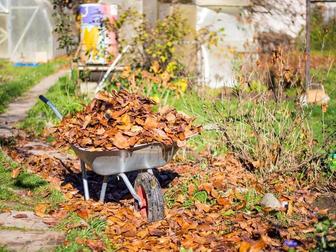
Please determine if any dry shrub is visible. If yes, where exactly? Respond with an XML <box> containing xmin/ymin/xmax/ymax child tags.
<box><xmin>210</xmin><ymin>99</ymin><xmax>327</xmax><ymax>179</ymax></box>
<box><xmin>257</xmin><ymin>48</ymin><xmax>304</xmax><ymax>101</ymax></box>
<box><xmin>239</xmin><ymin>47</ymin><xmax>304</xmax><ymax>101</ymax></box>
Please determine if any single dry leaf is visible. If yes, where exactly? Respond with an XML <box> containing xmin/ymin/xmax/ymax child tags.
<box><xmin>166</xmin><ymin>113</ymin><xmax>176</xmax><ymax>123</ymax></box>
<box><xmin>112</xmin><ymin>132</ymin><xmax>129</xmax><ymax>149</ymax></box>
<box><xmin>144</xmin><ymin>116</ymin><xmax>158</xmax><ymax>129</ymax></box>
<box><xmin>13</xmin><ymin>213</ymin><xmax>28</xmax><ymax>219</ymax></box>
<box><xmin>188</xmin><ymin>183</ymin><xmax>196</xmax><ymax>196</ymax></box>
<box><xmin>195</xmin><ymin>202</ymin><xmax>211</xmax><ymax>213</ymax></box>
<box><xmin>11</xmin><ymin>168</ymin><xmax>21</xmax><ymax>178</ymax></box>
<box><xmin>198</xmin><ymin>183</ymin><xmax>213</xmax><ymax>194</ymax></box>
<box><xmin>35</xmin><ymin>203</ymin><xmax>48</xmax><ymax>217</ymax></box>
<box><xmin>77</xmin><ymin>208</ymin><xmax>89</xmax><ymax>219</ymax></box>
<box><xmin>239</xmin><ymin>241</ymin><xmax>251</xmax><ymax>252</ymax></box>
<box><xmin>217</xmin><ymin>197</ymin><xmax>230</xmax><ymax>206</ymax></box>
<box><xmin>82</xmin><ymin>115</ymin><xmax>91</xmax><ymax>129</ymax></box>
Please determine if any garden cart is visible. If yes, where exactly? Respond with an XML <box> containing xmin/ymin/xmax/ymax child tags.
<box><xmin>39</xmin><ymin>95</ymin><xmax>178</xmax><ymax>222</ymax></box>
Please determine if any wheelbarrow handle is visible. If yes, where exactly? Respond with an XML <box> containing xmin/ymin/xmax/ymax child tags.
<box><xmin>39</xmin><ymin>95</ymin><xmax>63</xmax><ymax>120</ymax></box>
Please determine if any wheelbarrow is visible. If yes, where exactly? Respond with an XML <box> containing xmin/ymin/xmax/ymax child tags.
<box><xmin>39</xmin><ymin>95</ymin><xmax>178</xmax><ymax>222</ymax></box>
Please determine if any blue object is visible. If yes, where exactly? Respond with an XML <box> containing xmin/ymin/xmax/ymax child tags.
<box><xmin>13</xmin><ymin>62</ymin><xmax>39</xmax><ymax>67</ymax></box>
<box><xmin>284</xmin><ymin>240</ymin><xmax>299</xmax><ymax>248</ymax></box>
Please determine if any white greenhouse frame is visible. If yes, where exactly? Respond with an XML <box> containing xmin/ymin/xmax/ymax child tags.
<box><xmin>0</xmin><ymin>0</ymin><xmax>65</xmax><ymax>62</ymax></box>
<box><xmin>0</xmin><ymin>0</ymin><xmax>9</xmax><ymax>59</ymax></box>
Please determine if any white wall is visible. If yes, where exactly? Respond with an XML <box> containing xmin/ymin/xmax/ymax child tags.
<box><xmin>251</xmin><ymin>0</ymin><xmax>306</xmax><ymax>38</ymax></box>
<box><xmin>323</xmin><ymin>3</ymin><xmax>336</xmax><ymax>22</ymax></box>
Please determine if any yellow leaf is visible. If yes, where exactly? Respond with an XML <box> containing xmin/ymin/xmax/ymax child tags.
<box><xmin>239</xmin><ymin>241</ymin><xmax>251</xmax><ymax>252</ymax></box>
<box><xmin>151</xmin><ymin>61</ymin><xmax>160</xmax><ymax>74</ymax></box>
<box><xmin>35</xmin><ymin>203</ymin><xmax>48</xmax><ymax>217</ymax></box>
<box><xmin>11</xmin><ymin>168</ymin><xmax>21</xmax><ymax>179</ymax></box>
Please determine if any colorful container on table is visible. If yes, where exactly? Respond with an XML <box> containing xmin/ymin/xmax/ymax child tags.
<box><xmin>79</xmin><ymin>3</ymin><xmax>118</xmax><ymax>64</ymax></box>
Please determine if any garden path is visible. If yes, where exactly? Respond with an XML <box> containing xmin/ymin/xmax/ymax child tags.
<box><xmin>0</xmin><ymin>69</ymin><xmax>70</xmax><ymax>138</ymax></box>
<box><xmin>0</xmin><ymin>69</ymin><xmax>69</xmax><ymax>251</ymax></box>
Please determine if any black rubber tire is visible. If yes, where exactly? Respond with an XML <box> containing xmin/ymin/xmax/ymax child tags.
<box><xmin>134</xmin><ymin>172</ymin><xmax>165</xmax><ymax>222</ymax></box>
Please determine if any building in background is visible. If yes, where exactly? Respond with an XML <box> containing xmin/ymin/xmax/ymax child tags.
<box><xmin>0</xmin><ymin>0</ymin><xmax>65</xmax><ymax>63</ymax></box>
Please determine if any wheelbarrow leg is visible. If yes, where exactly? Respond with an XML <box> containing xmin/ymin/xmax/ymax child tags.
<box><xmin>99</xmin><ymin>176</ymin><xmax>109</xmax><ymax>203</ymax></box>
<box><xmin>80</xmin><ymin>160</ymin><xmax>90</xmax><ymax>200</ymax></box>
<box><xmin>119</xmin><ymin>173</ymin><xmax>142</xmax><ymax>207</ymax></box>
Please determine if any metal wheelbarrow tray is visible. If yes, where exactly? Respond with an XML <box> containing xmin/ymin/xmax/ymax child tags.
<box><xmin>39</xmin><ymin>95</ymin><xmax>178</xmax><ymax>222</ymax></box>
<box><xmin>72</xmin><ymin>143</ymin><xmax>177</xmax><ymax>203</ymax></box>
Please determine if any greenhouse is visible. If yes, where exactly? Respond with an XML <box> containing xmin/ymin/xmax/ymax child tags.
<box><xmin>0</xmin><ymin>0</ymin><xmax>65</xmax><ymax>63</ymax></box>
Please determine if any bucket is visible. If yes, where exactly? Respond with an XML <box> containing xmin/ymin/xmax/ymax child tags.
<box><xmin>79</xmin><ymin>3</ymin><xmax>118</xmax><ymax>64</ymax></box>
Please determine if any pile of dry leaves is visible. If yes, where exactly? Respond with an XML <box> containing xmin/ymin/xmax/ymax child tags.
<box><xmin>53</xmin><ymin>90</ymin><xmax>201</xmax><ymax>150</ymax></box>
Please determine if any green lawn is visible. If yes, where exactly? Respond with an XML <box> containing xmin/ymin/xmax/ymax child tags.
<box><xmin>0</xmin><ymin>58</ymin><xmax>67</xmax><ymax>113</ymax></box>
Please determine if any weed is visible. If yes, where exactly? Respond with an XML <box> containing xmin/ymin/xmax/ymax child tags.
<box><xmin>180</xmin><ymin>247</ymin><xmax>193</xmax><ymax>252</ymax></box>
<box><xmin>243</xmin><ymin>190</ymin><xmax>262</xmax><ymax>211</ymax></box>
<box><xmin>221</xmin><ymin>209</ymin><xmax>235</xmax><ymax>217</ymax></box>
<box><xmin>0</xmin><ymin>246</ymin><xmax>8</xmax><ymax>252</ymax></box>
<box><xmin>56</xmin><ymin>214</ymin><xmax>115</xmax><ymax>252</ymax></box>
<box><xmin>314</xmin><ymin>216</ymin><xmax>336</xmax><ymax>251</ymax></box>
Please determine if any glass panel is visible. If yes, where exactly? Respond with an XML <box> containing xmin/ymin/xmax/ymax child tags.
<box><xmin>10</xmin><ymin>6</ymin><xmax>52</xmax><ymax>63</ymax></box>
<box><xmin>0</xmin><ymin>14</ymin><xmax>8</xmax><ymax>58</ymax></box>
<box><xmin>11</xmin><ymin>0</ymin><xmax>38</xmax><ymax>7</ymax></box>
<box><xmin>0</xmin><ymin>0</ymin><xmax>8</xmax><ymax>12</ymax></box>
<box><xmin>7</xmin><ymin>0</ymin><xmax>62</xmax><ymax>62</ymax></box>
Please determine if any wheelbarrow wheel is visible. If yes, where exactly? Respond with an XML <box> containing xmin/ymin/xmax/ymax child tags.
<box><xmin>134</xmin><ymin>172</ymin><xmax>164</xmax><ymax>222</ymax></box>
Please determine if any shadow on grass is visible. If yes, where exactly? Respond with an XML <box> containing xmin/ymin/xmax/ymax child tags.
<box><xmin>14</xmin><ymin>172</ymin><xmax>47</xmax><ymax>189</ymax></box>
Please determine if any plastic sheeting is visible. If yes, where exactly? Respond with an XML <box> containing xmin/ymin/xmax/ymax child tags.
<box><xmin>0</xmin><ymin>0</ymin><xmax>8</xmax><ymax>58</ymax></box>
<box><xmin>1</xmin><ymin>0</ymin><xmax>65</xmax><ymax>63</ymax></box>
<box><xmin>0</xmin><ymin>0</ymin><xmax>8</xmax><ymax>12</ymax></box>
<box><xmin>196</xmin><ymin>6</ymin><xmax>254</xmax><ymax>88</ymax></box>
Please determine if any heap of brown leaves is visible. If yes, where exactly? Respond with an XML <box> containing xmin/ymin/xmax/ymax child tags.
<box><xmin>53</xmin><ymin>90</ymin><xmax>201</xmax><ymax>150</ymax></box>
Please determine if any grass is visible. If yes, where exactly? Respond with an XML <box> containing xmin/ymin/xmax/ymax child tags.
<box><xmin>0</xmin><ymin>58</ymin><xmax>67</xmax><ymax>113</ymax></box>
<box><xmin>21</xmin><ymin>74</ymin><xmax>87</xmax><ymax>135</ymax></box>
<box><xmin>21</xmin><ymin>65</ymin><xmax>335</xmax><ymax>169</ymax></box>
<box><xmin>307</xmin><ymin>68</ymin><xmax>336</xmax><ymax>146</ymax></box>
<box><xmin>0</xmin><ymin>149</ymin><xmax>64</xmax><ymax>212</ymax></box>
<box><xmin>55</xmin><ymin>213</ymin><xmax>115</xmax><ymax>252</ymax></box>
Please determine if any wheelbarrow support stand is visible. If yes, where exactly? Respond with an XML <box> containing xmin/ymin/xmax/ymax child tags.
<box><xmin>80</xmin><ymin>160</ymin><xmax>90</xmax><ymax>200</ymax></box>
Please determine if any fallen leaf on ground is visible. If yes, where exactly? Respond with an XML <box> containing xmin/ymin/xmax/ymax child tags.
<box><xmin>11</xmin><ymin>168</ymin><xmax>21</xmax><ymax>178</ymax></box>
<box><xmin>35</xmin><ymin>203</ymin><xmax>48</xmax><ymax>217</ymax></box>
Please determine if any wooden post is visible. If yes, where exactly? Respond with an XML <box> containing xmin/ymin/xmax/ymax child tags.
<box><xmin>305</xmin><ymin>0</ymin><xmax>311</xmax><ymax>89</ymax></box>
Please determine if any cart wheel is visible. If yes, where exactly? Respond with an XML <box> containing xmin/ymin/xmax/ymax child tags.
<box><xmin>134</xmin><ymin>172</ymin><xmax>164</xmax><ymax>222</ymax></box>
